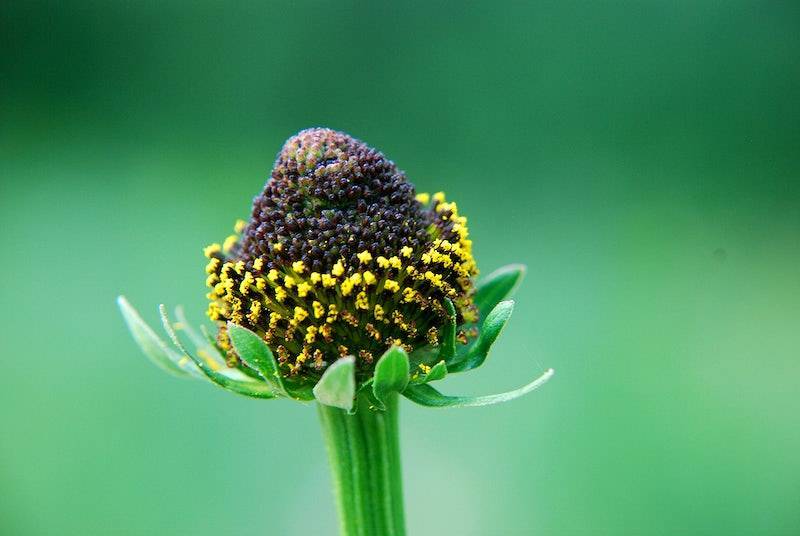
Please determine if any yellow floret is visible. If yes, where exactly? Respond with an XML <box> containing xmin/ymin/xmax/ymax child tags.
<box><xmin>363</xmin><ymin>271</ymin><xmax>377</xmax><ymax>286</ymax></box>
<box><xmin>400</xmin><ymin>246</ymin><xmax>413</xmax><ymax>258</ymax></box>
<box><xmin>292</xmin><ymin>260</ymin><xmax>306</xmax><ymax>273</ymax></box>
<box><xmin>332</xmin><ymin>260</ymin><xmax>345</xmax><ymax>277</ymax></box>
<box><xmin>415</xmin><ymin>192</ymin><xmax>430</xmax><ymax>204</ymax></box>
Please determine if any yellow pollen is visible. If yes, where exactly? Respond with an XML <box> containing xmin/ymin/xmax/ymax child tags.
<box><xmin>326</xmin><ymin>304</ymin><xmax>338</xmax><ymax>323</ymax></box>
<box><xmin>247</xmin><ymin>301</ymin><xmax>261</xmax><ymax>323</ymax></box>
<box><xmin>234</xmin><ymin>261</ymin><xmax>245</xmax><ymax>274</ymax></box>
<box><xmin>284</xmin><ymin>275</ymin><xmax>295</xmax><ymax>288</ymax></box>
<box><xmin>310</xmin><ymin>272</ymin><xmax>321</xmax><ymax>284</ymax></box>
<box><xmin>293</xmin><ymin>307</ymin><xmax>308</xmax><ymax>322</ymax></box>
<box><xmin>383</xmin><ymin>279</ymin><xmax>400</xmax><ymax>292</ymax></box>
<box><xmin>322</xmin><ymin>274</ymin><xmax>336</xmax><ymax>288</ymax></box>
<box><xmin>332</xmin><ymin>260</ymin><xmax>345</xmax><ymax>277</ymax></box>
<box><xmin>313</xmin><ymin>301</ymin><xmax>325</xmax><ymax>319</ymax></box>
<box><xmin>253</xmin><ymin>258</ymin><xmax>264</xmax><ymax>271</ymax></box>
<box><xmin>402</xmin><ymin>287</ymin><xmax>416</xmax><ymax>302</ymax></box>
<box><xmin>203</xmin><ymin>243</ymin><xmax>221</xmax><ymax>258</ymax></box>
<box><xmin>292</xmin><ymin>260</ymin><xmax>306</xmax><ymax>273</ymax></box>
<box><xmin>297</xmin><ymin>282</ymin><xmax>312</xmax><ymax>297</ymax></box>
<box><xmin>432</xmin><ymin>191</ymin><xmax>446</xmax><ymax>203</ymax></box>
<box><xmin>267</xmin><ymin>269</ymin><xmax>279</xmax><ymax>282</ymax></box>
<box><xmin>415</xmin><ymin>192</ymin><xmax>430</xmax><ymax>204</ymax></box>
<box><xmin>355</xmin><ymin>291</ymin><xmax>369</xmax><ymax>310</ymax></box>
<box><xmin>400</xmin><ymin>246</ymin><xmax>413</xmax><ymax>258</ymax></box>
<box><xmin>205</xmin><ymin>257</ymin><xmax>220</xmax><ymax>274</ymax></box>
<box><xmin>388</xmin><ymin>256</ymin><xmax>402</xmax><ymax>269</ymax></box>
<box><xmin>223</xmin><ymin>235</ymin><xmax>238</xmax><ymax>253</ymax></box>
<box><xmin>363</xmin><ymin>271</ymin><xmax>377</xmax><ymax>285</ymax></box>
<box><xmin>377</xmin><ymin>256</ymin><xmax>390</xmax><ymax>269</ymax></box>
<box><xmin>340</xmin><ymin>279</ymin><xmax>354</xmax><ymax>296</ymax></box>
<box><xmin>275</xmin><ymin>286</ymin><xmax>287</xmax><ymax>302</ymax></box>
<box><xmin>234</xmin><ymin>219</ymin><xmax>246</xmax><ymax>233</ymax></box>
<box><xmin>357</xmin><ymin>250</ymin><xmax>373</xmax><ymax>264</ymax></box>
<box><xmin>305</xmin><ymin>326</ymin><xmax>318</xmax><ymax>344</ymax></box>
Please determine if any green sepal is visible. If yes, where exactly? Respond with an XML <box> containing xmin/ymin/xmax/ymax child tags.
<box><xmin>449</xmin><ymin>300</ymin><xmax>514</xmax><ymax>373</ymax></box>
<box><xmin>283</xmin><ymin>380</ymin><xmax>316</xmax><ymax>401</ymax></box>
<box><xmin>438</xmin><ymin>298</ymin><xmax>457</xmax><ymax>364</ymax></box>
<box><xmin>402</xmin><ymin>368</ymin><xmax>554</xmax><ymax>408</ymax></box>
<box><xmin>117</xmin><ymin>296</ymin><xmax>198</xmax><ymax>378</ymax></box>
<box><xmin>372</xmin><ymin>346</ymin><xmax>410</xmax><ymax>409</ymax></box>
<box><xmin>473</xmin><ymin>264</ymin><xmax>526</xmax><ymax>322</ymax></box>
<box><xmin>182</xmin><ymin>346</ymin><xmax>277</xmax><ymax>399</ymax></box>
<box><xmin>313</xmin><ymin>356</ymin><xmax>356</xmax><ymax>412</ymax></box>
<box><xmin>227</xmin><ymin>322</ymin><xmax>290</xmax><ymax>398</ymax></box>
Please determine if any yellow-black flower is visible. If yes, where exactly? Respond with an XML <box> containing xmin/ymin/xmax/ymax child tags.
<box><xmin>204</xmin><ymin>128</ymin><xmax>479</xmax><ymax>378</ymax></box>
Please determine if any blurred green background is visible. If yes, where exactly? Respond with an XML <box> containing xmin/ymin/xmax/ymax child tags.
<box><xmin>1</xmin><ymin>1</ymin><xmax>798</xmax><ymax>535</ymax></box>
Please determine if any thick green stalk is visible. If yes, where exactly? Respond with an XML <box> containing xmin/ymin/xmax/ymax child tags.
<box><xmin>317</xmin><ymin>392</ymin><xmax>406</xmax><ymax>536</ymax></box>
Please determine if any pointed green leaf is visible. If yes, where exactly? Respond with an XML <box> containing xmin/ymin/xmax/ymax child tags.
<box><xmin>372</xmin><ymin>346</ymin><xmax>410</xmax><ymax>409</ymax></box>
<box><xmin>438</xmin><ymin>298</ymin><xmax>457</xmax><ymax>363</ymax></box>
<box><xmin>474</xmin><ymin>264</ymin><xmax>526</xmax><ymax>321</ymax></box>
<box><xmin>403</xmin><ymin>368</ymin><xmax>554</xmax><ymax>408</ymax></box>
<box><xmin>449</xmin><ymin>300</ymin><xmax>514</xmax><ymax>373</ymax></box>
<box><xmin>117</xmin><ymin>296</ymin><xmax>197</xmax><ymax>378</ymax></box>
<box><xmin>227</xmin><ymin>322</ymin><xmax>289</xmax><ymax>398</ymax></box>
<box><xmin>313</xmin><ymin>356</ymin><xmax>356</xmax><ymax>412</ymax></box>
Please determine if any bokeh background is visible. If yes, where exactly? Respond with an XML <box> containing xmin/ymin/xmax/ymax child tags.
<box><xmin>2</xmin><ymin>2</ymin><xmax>798</xmax><ymax>535</ymax></box>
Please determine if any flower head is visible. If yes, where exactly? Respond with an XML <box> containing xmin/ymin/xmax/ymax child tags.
<box><xmin>204</xmin><ymin>128</ymin><xmax>478</xmax><ymax>379</ymax></box>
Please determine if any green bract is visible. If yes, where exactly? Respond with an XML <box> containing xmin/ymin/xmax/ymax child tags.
<box><xmin>118</xmin><ymin>262</ymin><xmax>553</xmax><ymax>412</ymax></box>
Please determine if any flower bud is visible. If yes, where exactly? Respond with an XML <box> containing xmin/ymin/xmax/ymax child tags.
<box><xmin>204</xmin><ymin>128</ymin><xmax>478</xmax><ymax>378</ymax></box>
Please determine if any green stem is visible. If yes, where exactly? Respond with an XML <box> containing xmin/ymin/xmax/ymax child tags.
<box><xmin>317</xmin><ymin>393</ymin><xmax>406</xmax><ymax>536</ymax></box>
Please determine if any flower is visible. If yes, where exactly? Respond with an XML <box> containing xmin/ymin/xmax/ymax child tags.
<box><xmin>119</xmin><ymin>127</ymin><xmax>552</xmax><ymax>411</ymax></box>
<box><xmin>203</xmin><ymin>128</ymin><xmax>478</xmax><ymax>379</ymax></box>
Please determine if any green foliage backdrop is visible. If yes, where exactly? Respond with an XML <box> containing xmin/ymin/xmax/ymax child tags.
<box><xmin>1</xmin><ymin>2</ymin><xmax>798</xmax><ymax>534</ymax></box>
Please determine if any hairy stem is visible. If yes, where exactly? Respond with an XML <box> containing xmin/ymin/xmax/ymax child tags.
<box><xmin>317</xmin><ymin>393</ymin><xmax>405</xmax><ymax>536</ymax></box>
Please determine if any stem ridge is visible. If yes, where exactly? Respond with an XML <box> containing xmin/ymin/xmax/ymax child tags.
<box><xmin>318</xmin><ymin>394</ymin><xmax>406</xmax><ymax>536</ymax></box>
